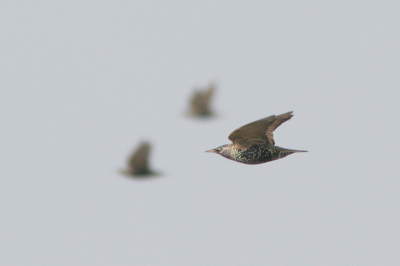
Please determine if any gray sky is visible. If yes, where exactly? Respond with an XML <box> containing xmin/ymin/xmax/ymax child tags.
<box><xmin>1</xmin><ymin>1</ymin><xmax>400</xmax><ymax>265</ymax></box>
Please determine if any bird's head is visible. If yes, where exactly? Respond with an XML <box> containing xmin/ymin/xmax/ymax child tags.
<box><xmin>206</xmin><ymin>144</ymin><xmax>232</xmax><ymax>158</ymax></box>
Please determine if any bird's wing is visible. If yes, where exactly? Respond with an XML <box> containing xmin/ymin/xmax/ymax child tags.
<box><xmin>266</xmin><ymin>111</ymin><xmax>293</xmax><ymax>145</ymax></box>
<box><xmin>228</xmin><ymin>115</ymin><xmax>277</xmax><ymax>149</ymax></box>
<box><xmin>201</xmin><ymin>84</ymin><xmax>215</xmax><ymax>110</ymax></box>
<box><xmin>190</xmin><ymin>90</ymin><xmax>204</xmax><ymax>114</ymax></box>
<box><xmin>128</xmin><ymin>142</ymin><xmax>150</xmax><ymax>171</ymax></box>
<box><xmin>190</xmin><ymin>84</ymin><xmax>215</xmax><ymax>114</ymax></box>
<box><xmin>228</xmin><ymin>112</ymin><xmax>293</xmax><ymax>149</ymax></box>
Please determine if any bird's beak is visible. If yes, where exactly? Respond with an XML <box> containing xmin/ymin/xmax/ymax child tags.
<box><xmin>205</xmin><ymin>149</ymin><xmax>217</xmax><ymax>153</ymax></box>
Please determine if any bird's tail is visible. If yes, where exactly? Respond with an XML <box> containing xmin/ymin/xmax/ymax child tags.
<box><xmin>278</xmin><ymin>147</ymin><xmax>308</xmax><ymax>155</ymax></box>
<box><xmin>287</xmin><ymin>149</ymin><xmax>308</xmax><ymax>153</ymax></box>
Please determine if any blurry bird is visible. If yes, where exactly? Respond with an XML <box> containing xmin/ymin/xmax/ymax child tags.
<box><xmin>206</xmin><ymin>111</ymin><xmax>307</xmax><ymax>164</ymax></box>
<box><xmin>120</xmin><ymin>142</ymin><xmax>159</xmax><ymax>177</ymax></box>
<box><xmin>187</xmin><ymin>83</ymin><xmax>216</xmax><ymax>117</ymax></box>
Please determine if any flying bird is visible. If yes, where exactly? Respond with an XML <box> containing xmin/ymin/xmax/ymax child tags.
<box><xmin>120</xmin><ymin>142</ymin><xmax>159</xmax><ymax>177</ymax></box>
<box><xmin>206</xmin><ymin>111</ymin><xmax>307</xmax><ymax>164</ymax></box>
<box><xmin>187</xmin><ymin>83</ymin><xmax>216</xmax><ymax>117</ymax></box>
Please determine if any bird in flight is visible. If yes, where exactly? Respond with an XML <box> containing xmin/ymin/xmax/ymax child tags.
<box><xmin>120</xmin><ymin>142</ymin><xmax>160</xmax><ymax>177</ymax></box>
<box><xmin>187</xmin><ymin>83</ymin><xmax>216</xmax><ymax>118</ymax></box>
<box><xmin>206</xmin><ymin>111</ymin><xmax>307</xmax><ymax>164</ymax></box>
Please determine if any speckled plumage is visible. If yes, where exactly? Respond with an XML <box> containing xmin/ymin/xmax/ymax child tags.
<box><xmin>206</xmin><ymin>112</ymin><xmax>307</xmax><ymax>164</ymax></box>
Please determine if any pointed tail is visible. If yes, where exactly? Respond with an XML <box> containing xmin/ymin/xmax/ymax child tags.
<box><xmin>279</xmin><ymin>147</ymin><xmax>308</xmax><ymax>155</ymax></box>
<box><xmin>286</xmin><ymin>149</ymin><xmax>308</xmax><ymax>153</ymax></box>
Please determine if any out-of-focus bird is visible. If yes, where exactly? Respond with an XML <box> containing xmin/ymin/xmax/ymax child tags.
<box><xmin>120</xmin><ymin>142</ymin><xmax>159</xmax><ymax>177</ymax></box>
<box><xmin>206</xmin><ymin>111</ymin><xmax>307</xmax><ymax>164</ymax></box>
<box><xmin>187</xmin><ymin>83</ymin><xmax>216</xmax><ymax>118</ymax></box>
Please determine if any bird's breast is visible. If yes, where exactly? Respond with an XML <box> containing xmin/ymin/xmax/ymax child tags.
<box><xmin>231</xmin><ymin>145</ymin><xmax>275</xmax><ymax>164</ymax></box>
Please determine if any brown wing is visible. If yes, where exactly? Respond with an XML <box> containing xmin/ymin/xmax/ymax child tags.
<box><xmin>190</xmin><ymin>83</ymin><xmax>215</xmax><ymax>115</ymax></box>
<box><xmin>128</xmin><ymin>142</ymin><xmax>151</xmax><ymax>172</ymax></box>
<box><xmin>190</xmin><ymin>91</ymin><xmax>203</xmax><ymax>114</ymax></box>
<box><xmin>266</xmin><ymin>111</ymin><xmax>293</xmax><ymax>145</ymax></box>
<box><xmin>201</xmin><ymin>84</ymin><xmax>215</xmax><ymax>110</ymax></box>
<box><xmin>228</xmin><ymin>111</ymin><xmax>293</xmax><ymax>149</ymax></box>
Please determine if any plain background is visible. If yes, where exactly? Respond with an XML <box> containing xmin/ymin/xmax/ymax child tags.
<box><xmin>1</xmin><ymin>1</ymin><xmax>399</xmax><ymax>265</ymax></box>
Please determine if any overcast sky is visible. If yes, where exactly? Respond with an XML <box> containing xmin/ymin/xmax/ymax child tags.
<box><xmin>1</xmin><ymin>1</ymin><xmax>400</xmax><ymax>265</ymax></box>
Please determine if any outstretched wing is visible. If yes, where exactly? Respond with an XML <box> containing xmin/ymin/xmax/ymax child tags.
<box><xmin>190</xmin><ymin>83</ymin><xmax>215</xmax><ymax>115</ymax></box>
<box><xmin>201</xmin><ymin>84</ymin><xmax>215</xmax><ymax>110</ymax></box>
<box><xmin>266</xmin><ymin>112</ymin><xmax>293</xmax><ymax>145</ymax></box>
<box><xmin>128</xmin><ymin>142</ymin><xmax>151</xmax><ymax>172</ymax></box>
<box><xmin>228</xmin><ymin>112</ymin><xmax>293</xmax><ymax>149</ymax></box>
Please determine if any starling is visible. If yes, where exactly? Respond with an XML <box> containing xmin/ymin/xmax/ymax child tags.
<box><xmin>187</xmin><ymin>83</ymin><xmax>216</xmax><ymax>117</ymax></box>
<box><xmin>120</xmin><ymin>142</ymin><xmax>159</xmax><ymax>177</ymax></box>
<box><xmin>206</xmin><ymin>111</ymin><xmax>307</xmax><ymax>164</ymax></box>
